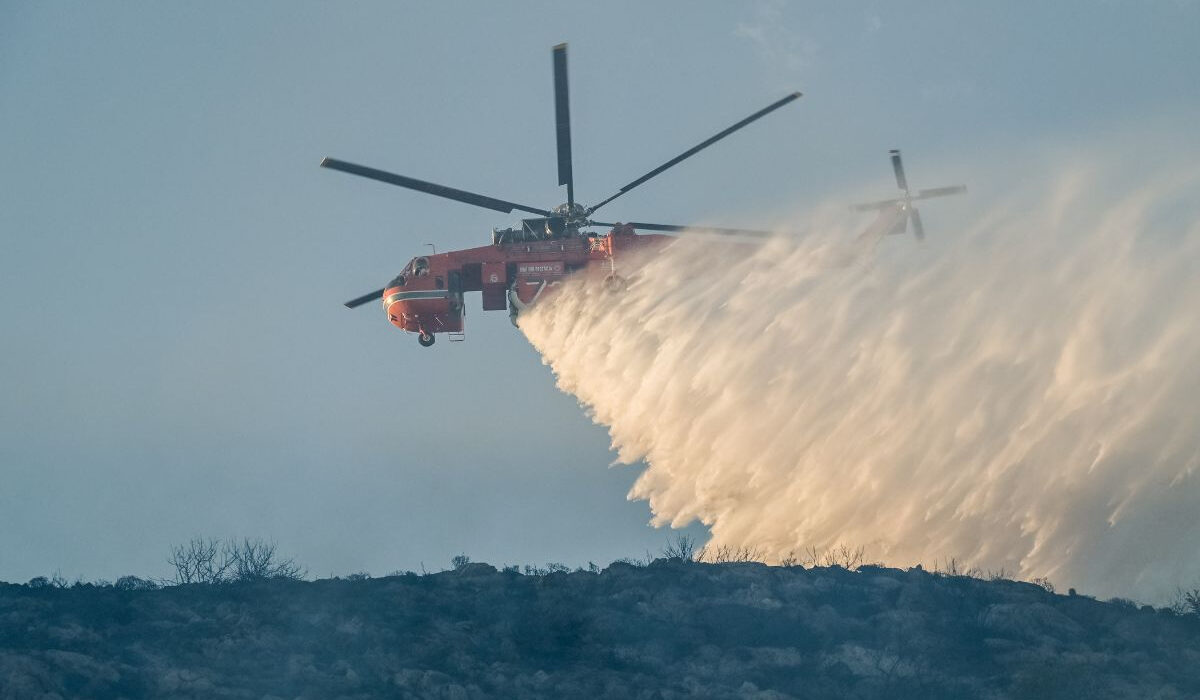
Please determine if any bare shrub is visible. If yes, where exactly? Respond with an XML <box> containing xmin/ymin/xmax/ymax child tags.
<box><xmin>1169</xmin><ymin>585</ymin><xmax>1200</xmax><ymax>615</ymax></box>
<box><xmin>451</xmin><ymin>554</ymin><xmax>471</xmax><ymax>571</ymax></box>
<box><xmin>1030</xmin><ymin>577</ymin><xmax>1056</xmax><ymax>594</ymax></box>
<box><xmin>822</xmin><ymin>545</ymin><xmax>866</xmax><ymax>570</ymax></box>
<box><xmin>934</xmin><ymin>557</ymin><xmax>965</xmax><ymax>577</ymax></box>
<box><xmin>662</xmin><ymin>534</ymin><xmax>699</xmax><ymax>562</ymax></box>
<box><xmin>114</xmin><ymin>576</ymin><xmax>159</xmax><ymax>591</ymax></box>
<box><xmin>227</xmin><ymin>538</ymin><xmax>304</xmax><ymax>582</ymax></box>
<box><xmin>698</xmin><ymin>544</ymin><xmax>764</xmax><ymax>564</ymax></box>
<box><xmin>1184</xmin><ymin>588</ymin><xmax>1200</xmax><ymax>615</ymax></box>
<box><xmin>168</xmin><ymin>537</ymin><xmax>232</xmax><ymax>584</ymax></box>
<box><xmin>168</xmin><ymin>537</ymin><xmax>303</xmax><ymax>584</ymax></box>
<box><xmin>791</xmin><ymin>545</ymin><xmax>866</xmax><ymax>570</ymax></box>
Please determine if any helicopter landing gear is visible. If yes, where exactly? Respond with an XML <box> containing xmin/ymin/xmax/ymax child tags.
<box><xmin>417</xmin><ymin>331</ymin><xmax>436</xmax><ymax>347</ymax></box>
<box><xmin>604</xmin><ymin>274</ymin><xmax>628</xmax><ymax>293</ymax></box>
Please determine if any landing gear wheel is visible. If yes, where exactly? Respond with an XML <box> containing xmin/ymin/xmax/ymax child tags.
<box><xmin>418</xmin><ymin>332</ymin><xmax>436</xmax><ymax>347</ymax></box>
<box><xmin>604</xmin><ymin>274</ymin><xmax>627</xmax><ymax>293</ymax></box>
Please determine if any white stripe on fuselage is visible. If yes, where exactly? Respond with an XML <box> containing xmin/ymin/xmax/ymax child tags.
<box><xmin>383</xmin><ymin>290</ymin><xmax>450</xmax><ymax>305</ymax></box>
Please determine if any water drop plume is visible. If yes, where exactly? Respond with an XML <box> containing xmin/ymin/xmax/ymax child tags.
<box><xmin>520</xmin><ymin>154</ymin><xmax>1200</xmax><ymax>601</ymax></box>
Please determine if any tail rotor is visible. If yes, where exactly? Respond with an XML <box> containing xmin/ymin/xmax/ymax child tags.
<box><xmin>853</xmin><ymin>149</ymin><xmax>965</xmax><ymax>240</ymax></box>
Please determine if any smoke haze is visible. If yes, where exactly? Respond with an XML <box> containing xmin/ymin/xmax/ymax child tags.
<box><xmin>520</xmin><ymin>153</ymin><xmax>1200</xmax><ymax>601</ymax></box>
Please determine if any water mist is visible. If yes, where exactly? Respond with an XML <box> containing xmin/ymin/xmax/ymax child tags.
<box><xmin>520</xmin><ymin>156</ymin><xmax>1200</xmax><ymax>601</ymax></box>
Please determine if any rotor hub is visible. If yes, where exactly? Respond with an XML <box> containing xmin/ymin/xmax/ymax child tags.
<box><xmin>553</xmin><ymin>202</ymin><xmax>588</xmax><ymax>221</ymax></box>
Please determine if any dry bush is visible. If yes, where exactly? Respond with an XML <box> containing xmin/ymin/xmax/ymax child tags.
<box><xmin>1169</xmin><ymin>585</ymin><xmax>1200</xmax><ymax>615</ymax></box>
<box><xmin>792</xmin><ymin>545</ymin><xmax>867</xmax><ymax>570</ymax></box>
<box><xmin>114</xmin><ymin>576</ymin><xmax>159</xmax><ymax>591</ymax></box>
<box><xmin>1029</xmin><ymin>577</ymin><xmax>1056</xmax><ymax>594</ymax></box>
<box><xmin>661</xmin><ymin>534</ymin><xmax>699</xmax><ymax>562</ymax></box>
<box><xmin>168</xmin><ymin>538</ymin><xmax>231</xmax><ymax>584</ymax></box>
<box><xmin>168</xmin><ymin>537</ymin><xmax>303</xmax><ymax>585</ymax></box>
<box><xmin>819</xmin><ymin>545</ymin><xmax>866</xmax><ymax>570</ymax></box>
<box><xmin>698</xmin><ymin>544</ymin><xmax>765</xmax><ymax>564</ymax></box>
<box><xmin>227</xmin><ymin>538</ymin><xmax>304</xmax><ymax>581</ymax></box>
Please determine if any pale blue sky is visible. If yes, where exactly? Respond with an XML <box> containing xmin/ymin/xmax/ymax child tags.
<box><xmin>2</xmin><ymin>1</ymin><xmax>1197</xmax><ymax>582</ymax></box>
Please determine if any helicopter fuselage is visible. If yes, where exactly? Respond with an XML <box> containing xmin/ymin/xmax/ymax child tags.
<box><xmin>381</xmin><ymin>226</ymin><xmax>672</xmax><ymax>343</ymax></box>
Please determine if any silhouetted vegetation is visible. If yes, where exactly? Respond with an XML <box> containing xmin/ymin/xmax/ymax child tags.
<box><xmin>166</xmin><ymin>537</ymin><xmax>304</xmax><ymax>585</ymax></box>
<box><xmin>1170</xmin><ymin>581</ymin><xmax>1200</xmax><ymax>616</ymax></box>
<box><xmin>4</xmin><ymin>549</ymin><xmax>1200</xmax><ymax>698</ymax></box>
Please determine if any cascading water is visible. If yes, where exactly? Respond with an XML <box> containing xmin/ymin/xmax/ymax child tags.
<box><xmin>520</xmin><ymin>156</ymin><xmax>1200</xmax><ymax>601</ymax></box>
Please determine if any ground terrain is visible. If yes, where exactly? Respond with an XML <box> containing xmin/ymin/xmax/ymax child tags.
<box><xmin>2</xmin><ymin>560</ymin><xmax>1199</xmax><ymax>699</ymax></box>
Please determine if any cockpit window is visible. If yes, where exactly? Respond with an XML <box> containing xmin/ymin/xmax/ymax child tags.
<box><xmin>435</xmin><ymin>276</ymin><xmax>444</xmax><ymax>289</ymax></box>
<box><xmin>414</xmin><ymin>257</ymin><xmax>430</xmax><ymax>276</ymax></box>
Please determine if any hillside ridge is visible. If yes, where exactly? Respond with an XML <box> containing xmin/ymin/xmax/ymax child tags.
<box><xmin>3</xmin><ymin>559</ymin><xmax>1198</xmax><ymax>699</ymax></box>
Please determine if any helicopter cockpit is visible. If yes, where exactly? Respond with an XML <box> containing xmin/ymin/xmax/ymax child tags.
<box><xmin>387</xmin><ymin>256</ymin><xmax>435</xmax><ymax>289</ymax></box>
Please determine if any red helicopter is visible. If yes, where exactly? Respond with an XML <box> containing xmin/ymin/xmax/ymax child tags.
<box><xmin>328</xmin><ymin>44</ymin><xmax>963</xmax><ymax>347</ymax></box>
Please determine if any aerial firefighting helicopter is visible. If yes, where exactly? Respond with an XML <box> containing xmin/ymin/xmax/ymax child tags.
<box><xmin>327</xmin><ymin>44</ymin><xmax>964</xmax><ymax>347</ymax></box>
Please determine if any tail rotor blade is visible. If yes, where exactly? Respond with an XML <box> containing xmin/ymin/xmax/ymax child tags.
<box><xmin>890</xmin><ymin>149</ymin><xmax>909</xmax><ymax>193</ymax></box>
<box><xmin>909</xmin><ymin>208</ymin><xmax>926</xmax><ymax>241</ymax></box>
<box><xmin>552</xmin><ymin>43</ymin><xmax>574</xmax><ymax>207</ymax></box>
<box><xmin>852</xmin><ymin>197</ymin><xmax>904</xmax><ymax>212</ymax></box>
<box><xmin>345</xmin><ymin>288</ymin><xmax>385</xmax><ymax>309</ymax></box>
<box><xmin>914</xmin><ymin>185</ymin><xmax>967</xmax><ymax>200</ymax></box>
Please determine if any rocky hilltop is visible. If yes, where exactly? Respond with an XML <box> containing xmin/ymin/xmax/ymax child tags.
<box><xmin>2</xmin><ymin>560</ymin><xmax>1198</xmax><ymax>699</ymax></box>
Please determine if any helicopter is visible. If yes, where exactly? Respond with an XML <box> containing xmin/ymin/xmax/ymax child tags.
<box><xmin>327</xmin><ymin>44</ymin><xmax>964</xmax><ymax>347</ymax></box>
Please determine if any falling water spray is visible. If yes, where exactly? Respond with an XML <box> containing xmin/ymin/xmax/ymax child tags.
<box><xmin>520</xmin><ymin>155</ymin><xmax>1200</xmax><ymax>601</ymax></box>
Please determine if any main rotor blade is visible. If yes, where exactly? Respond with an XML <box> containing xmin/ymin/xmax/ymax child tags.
<box><xmin>909</xmin><ymin>208</ymin><xmax>926</xmax><ymax>241</ymax></box>
<box><xmin>592</xmin><ymin>220</ymin><xmax>772</xmax><ymax>238</ymax></box>
<box><xmin>587</xmin><ymin>92</ymin><xmax>802</xmax><ymax>215</ymax></box>
<box><xmin>344</xmin><ymin>288</ymin><xmax>385</xmax><ymax>309</ymax></box>
<box><xmin>552</xmin><ymin>43</ymin><xmax>574</xmax><ymax>207</ymax></box>
<box><xmin>320</xmin><ymin>158</ymin><xmax>552</xmax><ymax>216</ymax></box>
<box><xmin>889</xmin><ymin>149</ymin><xmax>909</xmax><ymax>192</ymax></box>
<box><xmin>914</xmin><ymin>185</ymin><xmax>967</xmax><ymax>200</ymax></box>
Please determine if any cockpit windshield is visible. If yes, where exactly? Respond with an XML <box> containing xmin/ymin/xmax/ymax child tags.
<box><xmin>389</xmin><ymin>256</ymin><xmax>432</xmax><ymax>288</ymax></box>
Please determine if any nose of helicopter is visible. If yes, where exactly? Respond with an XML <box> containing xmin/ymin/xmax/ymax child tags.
<box><xmin>383</xmin><ymin>290</ymin><xmax>414</xmax><ymax>329</ymax></box>
<box><xmin>382</xmin><ymin>285</ymin><xmax>456</xmax><ymax>333</ymax></box>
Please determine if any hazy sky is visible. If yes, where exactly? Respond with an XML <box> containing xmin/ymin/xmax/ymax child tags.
<box><xmin>2</xmin><ymin>1</ymin><xmax>1197</xmax><ymax>583</ymax></box>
